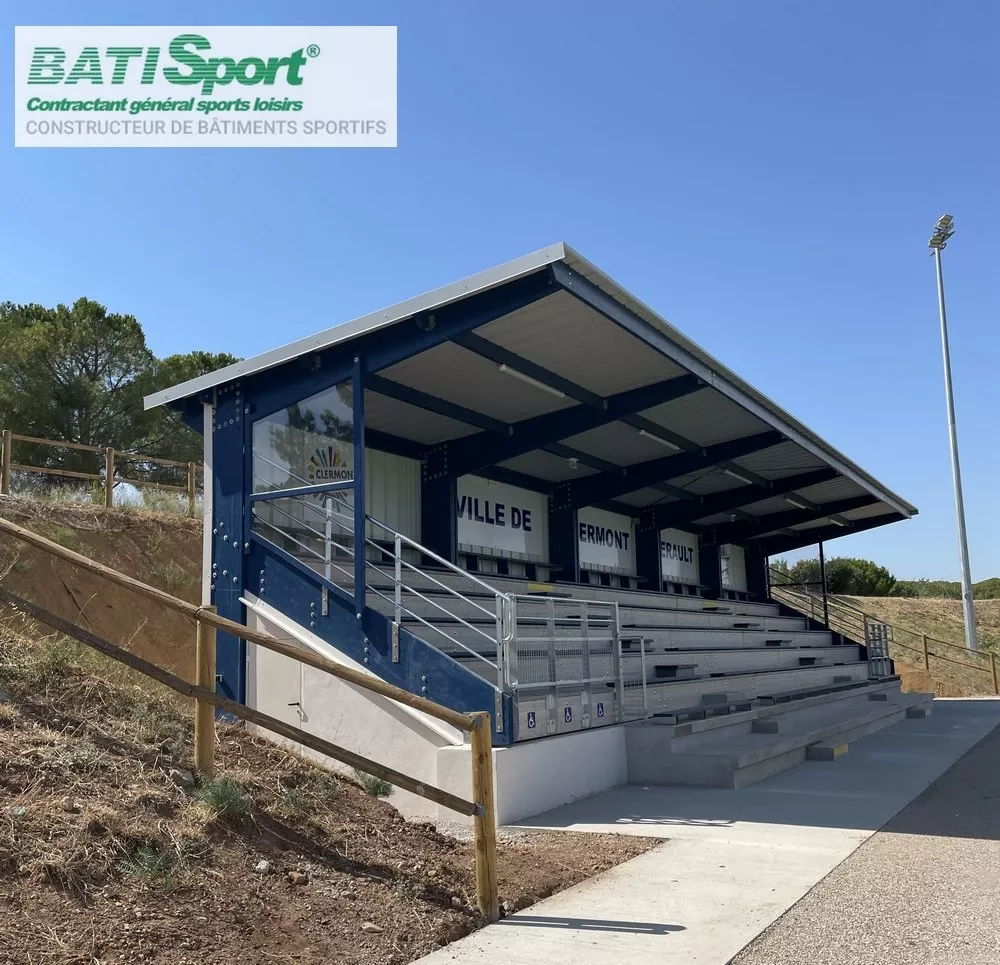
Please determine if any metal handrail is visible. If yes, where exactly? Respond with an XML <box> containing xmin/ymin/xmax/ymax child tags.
<box><xmin>249</xmin><ymin>485</ymin><xmax>514</xmax><ymax>707</ymax></box>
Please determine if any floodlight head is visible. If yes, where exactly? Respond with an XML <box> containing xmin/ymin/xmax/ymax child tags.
<box><xmin>928</xmin><ymin>213</ymin><xmax>955</xmax><ymax>250</ymax></box>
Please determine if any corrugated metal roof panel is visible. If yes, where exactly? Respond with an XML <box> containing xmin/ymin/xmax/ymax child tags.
<box><xmin>794</xmin><ymin>477</ymin><xmax>869</xmax><ymax>504</ymax></box>
<box><xmin>561</xmin><ymin>421</ymin><xmax>678</xmax><ymax>466</ymax></box>
<box><xmin>732</xmin><ymin>441</ymin><xmax>826</xmax><ymax>478</ymax></box>
<box><xmin>498</xmin><ymin>450</ymin><xmax>598</xmax><ymax>482</ymax></box>
<box><xmin>380</xmin><ymin>341</ymin><xmax>575</xmax><ymax>424</ymax></box>
<box><xmin>364</xmin><ymin>391</ymin><xmax>476</xmax><ymax>445</ymax></box>
<box><xmin>617</xmin><ymin>487</ymin><xmax>679</xmax><ymax>507</ymax></box>
<box><xmin>477</xmin><ymin>290</ymin><xmax>685</xmax><ymax>397</ymax></box>
<box><xmin>638</xmin><ymin>390</ymin><xmax>769</xmax><ymax>447</ymax></box>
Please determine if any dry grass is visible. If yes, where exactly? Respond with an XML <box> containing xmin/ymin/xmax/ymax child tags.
<box><xmin>842</xmin><ymin>596</ymin><xmax>1000</xmax><ymax>696</ymax></box>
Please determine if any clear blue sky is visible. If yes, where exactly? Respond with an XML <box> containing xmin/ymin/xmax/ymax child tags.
<box><xmin>3</xmin><ymin>2</ymin><xmax>997</xmax><ymax>581</ymax></box>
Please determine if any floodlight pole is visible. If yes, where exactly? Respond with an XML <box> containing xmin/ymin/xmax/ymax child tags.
<box><xmin>931</xmin><ymin>237</ymin><xmax>978</xmax><ymax>652</ymax></box>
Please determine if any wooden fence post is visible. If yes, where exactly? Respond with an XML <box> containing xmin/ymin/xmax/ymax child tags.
<box><xmin>195</xmin><ymin>606</ymin><xmax>217</xmax><ymax>777</ymax></box>
<box><xmin>991</xmin><ymin>653</ymin><xmax>999</xmax><ymax>696</ymax></box>
<box><xmin>922</xmin><ymin>635</ymin><xmax>929</xmax><ymax>672</ymax></box>
<box><xmin>1</xmin><ymin>430</ymin><xmax>11</xmax><ymax>496</ymax></box>
<box><xmin>470</xmin><ymin>711</ymin><xmax>499</xmax><ymax>923</ymax></box>
<box><xmin>187</xmin><ymin>462</ymin><xmax>197</xmax><ymax>516</ymax></box>
<box><xmin>104</xmin><ymin>448</ymin><xmax>115</xmax><ymax>508</ymax></box>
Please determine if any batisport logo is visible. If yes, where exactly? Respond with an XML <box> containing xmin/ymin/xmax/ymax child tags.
<box><xmin>26</xmin><ymin>33</ymin><xmax>314</xmax><ymax>97</ymax></box>
<box><xmin>14</xmin><ymin>26</ymin><xmax>397</xmax><ymax>148</ymax></box>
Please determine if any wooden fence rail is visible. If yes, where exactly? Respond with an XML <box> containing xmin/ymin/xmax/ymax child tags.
<box><xmin>0</xmin><ymin>515</ymin><xmax>500</xmax><ymax>920</ymax></box>
<box><xmin>0</xmin><ymin>429</ymin><xmax>198</xmax><ymax>514</ymax></box>
<box><xmin>771</xmin><ymin>582</ymin><xmax>999</xmax><ymax>695</ymax></box>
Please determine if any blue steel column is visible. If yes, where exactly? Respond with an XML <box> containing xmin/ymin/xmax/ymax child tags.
<box><xmin>353</xmin><ymin>358</ymin><xmax>366</xmax><ymax>616</ymax></box>
<box><xmin>420</xmin><ymin>475</ymin><xmax>458</xmax><ymax>564</ymax></box>
<box><xmin>698</xmin><ymin>535</ymin><xmax>722</xmax><ymax>599</ymax></box>
<box><xmin>212</xmin><ymin>382</ymin><xmax>248</xmax><ymax>702</ymax></box>
<box><xmin>548</xmin><ymin>505</ymin><xmax>579</xmax><ymax>584</ymax></box>
<box><xmin>635</xmin><ymin>515</ymin><xmax>662</xmax><ymax>592</ymax></box>
<box><xmin>743</xmin><ymin>543</ymin><xmax>768</xmax><ymax>601</ymax></box>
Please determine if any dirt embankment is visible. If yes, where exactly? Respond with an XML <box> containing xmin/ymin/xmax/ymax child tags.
<box><xmin>0</xmin><ymin>639</ymin><xmax>654</xmax><ymax>965</ymax></box>
<box><xmin>0</xmin><ymin>500</ymin><xmax>203</xmax><ymax>682</ymax></box>
<box><xmin>0</xmin><ymin>500</ymin><xmax>659</xmax><ymax>963</ymax></box>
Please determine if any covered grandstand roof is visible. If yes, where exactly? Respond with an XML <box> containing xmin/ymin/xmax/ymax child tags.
<box><xmin>145</xmin><ymin>243</ymin><xmax>917</xmax><ymax>554</ymax></box>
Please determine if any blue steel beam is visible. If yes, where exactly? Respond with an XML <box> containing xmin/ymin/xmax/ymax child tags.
<box><xmin>451</xmin><ymin>332</ymin><xmax>605</xmax><ymax>408</ymax></box>
<box><xmin>366</xmin><ymin>373</ymin><xmax>511</xmax><ymax>436</ymax></box>
<box><xmin>708</xmin><ymin>495</ymin><xmax>879</xmax><ymax>544</ymax></box>
<box><xmin>755</xmin><ymin>512</ymin><xmax>906</xmax><ymax>557</ymax></box>
<box><xmin>445</xmin><ymin>373</ymin><xmax>704</xmax><ymax>478</ymax></box>
<box><xmin>365</xmin><ymin>270</ymin><xmax>557</xmax><ymax>374</ymax></box>
<box><xmin>655</xmin><ymin>468</ymin><xmax>839</xmax><ymax>528</ymax></box>
<box><xmin>543</xmin><ymin>442</ymin><xmax>624</xmax><ymax>476</ymax></box>
<box><xmin>365</xmin><ymin>429</ymin><xmax>425</xmax><ymax>460</ymax></box>
<box><xmin>552</xmin><ymin>430</ymin><xmax>782</xmax><ymax>511</ymax></box>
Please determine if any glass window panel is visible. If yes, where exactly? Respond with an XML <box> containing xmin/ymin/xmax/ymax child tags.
<box><xmin>253</xmin><ymin>379</ymin><xmax>354</xmax><ymax>494</ymax></box>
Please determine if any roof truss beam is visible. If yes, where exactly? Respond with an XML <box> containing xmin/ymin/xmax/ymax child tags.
<box><xmin>441</xmin><ymin>373</ymin><xmax>704</xmax><ymax>478</ymax></box>
<box><xmin>652</xmin><ymin>468</ymin><xmax>840</xmax><ymax>529</ymax></box>
<box><xmin>451</xmin><ymin>332</ymin><xmax>604</xmax><ymax>408</ymax></box>
<box><xmin>707</xmin><ymin>494</ymin><xmax>879</xmax><ymax>543</ymax></box>
<box><xmin>757</xmin><ymin>512</ymin><xmax>906</xmax><ymax>557</ymax></box>
<box><xmin>550</xmin><ymin>259</ymin><xmax>915</xmax><ymax>518</ymax></box>
<box><xmin>552</xmin><ymin>430</ymin><xmax>783</xmax><ymax>511</ymax></box>
<box><xmin>366</xmin><ymin>374</ymin><xmax>511</xmax><ymax>436</ymax></box>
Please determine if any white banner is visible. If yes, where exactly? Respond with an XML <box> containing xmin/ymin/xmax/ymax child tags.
<box><xmin>721</xmin><ymin>543</ymin><xmax>747</xmax><ymax>592</ymax></box>
<box><xmin>457</xmin><ymin>476</ymin><xmax>547</xmax><ymax>559</ymax></box>
<box><xmin>661</xmin><ymin>528</ymin><xmax>699</xmax><ymax>583</ymax></box>
<box><xmin>15</xmin><ymin>26</ymin><xmax>396</xmax><ymax>147</ymax></box>
<box><xmin>578</xmin><ymin>507</ymin><xmax>635</xmax><ymax>574</ymax></box>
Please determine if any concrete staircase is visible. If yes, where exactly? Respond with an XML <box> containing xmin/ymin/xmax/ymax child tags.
<box><xmin>626</xmin><ymin>676</ymin><xmax>933</xmax><ymax>788</ymax></box>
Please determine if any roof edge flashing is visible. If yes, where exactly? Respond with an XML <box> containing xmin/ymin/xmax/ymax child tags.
<box><xmin>142</xmin><ymin>241</ymin><xmax>569</xmax><ymax>411</ymax></box>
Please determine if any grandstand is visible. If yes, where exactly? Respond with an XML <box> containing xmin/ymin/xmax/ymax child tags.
<box><xmin>145</xmin><ymin>243</ymin><xmax>924</xmax><ymax>821</ymax></box>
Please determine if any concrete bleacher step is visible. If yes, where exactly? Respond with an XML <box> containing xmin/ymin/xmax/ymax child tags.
<box><xmin>626</xmin><ymin>685</ymin><xmax>934</xmax><ymax>789</ymax></box>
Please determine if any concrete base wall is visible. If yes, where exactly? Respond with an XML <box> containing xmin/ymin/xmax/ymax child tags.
<box><xmin>245</xmin><ymin>597</ymin><xmax>461</xmax><ymax>821</ymax></box>
<box><xmin>438</xmin><ymin>725</ymin><xmax>628</xmax><ymax>825</ymax></box>
<box><xmin>244</xmin><ymin>597</ymin><xmax>629</xmax><ymax>824</ymax></box>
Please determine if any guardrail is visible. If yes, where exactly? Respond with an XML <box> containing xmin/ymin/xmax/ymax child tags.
<box><xmin>249</xmin><ymin>470</ymin><xmax>515</xmax><ymax>731</ymax></box>
<box><xmin>770</xmin><ymin>572</ymin><xmax>999</xmax><ymax>695</ymax></box>
<box><xmin>1</xmin><ymin>429</ymin><xmax>198</xmax><ymax>513</ymax></box>
<box><xmin>0</xmin><ymin>514</ymin><xmax>501</xmax><ymax>921</ymax></box>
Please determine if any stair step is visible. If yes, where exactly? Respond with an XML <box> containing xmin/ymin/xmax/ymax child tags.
<box><xmin>626</xmin><ymin>690</ymin><xmax>933</xmax><ymax>788</ymax></box>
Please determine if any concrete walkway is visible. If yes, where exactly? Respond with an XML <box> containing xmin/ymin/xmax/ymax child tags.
<box><xmin>418</xmin><ymin>699</ymin><xmax>1000</xmax><ymax>965</ymax></box>
<box><xmin>731</xmin><ymin>709</ymin><xmax>1000</xmax><ymax>965</ymax></box>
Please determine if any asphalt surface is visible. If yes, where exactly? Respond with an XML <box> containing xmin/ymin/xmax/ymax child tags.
<box><xmin>730</xmin><ymin>718</ymin><xmax>1000</xmax><ymax>965</ymax></box>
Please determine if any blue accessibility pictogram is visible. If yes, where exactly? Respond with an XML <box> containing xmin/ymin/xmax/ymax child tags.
<box><xmin>526</xmin><ymin>711</ymin><xmax>536</xmax><ymax>729</ymax></box>
<box><xmin>597</xmin><ymin>702</ymin><xmax>604</xmax><ymax>718</ymax></box>
<box><xmin>564</xmin><ymin>706</ymin><xmax>573</xmax><ymax>723</ymax></box>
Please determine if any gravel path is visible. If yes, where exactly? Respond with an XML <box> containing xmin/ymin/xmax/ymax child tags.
<box><xmin>730</xmin><ymin>719</ymin><xmax>1000</xmax><ymax>965</ymax></box>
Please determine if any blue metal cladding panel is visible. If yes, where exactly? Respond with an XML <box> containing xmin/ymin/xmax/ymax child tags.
<box><xmin>211</xmin><ymin>383</ymin><xmax>250</xmax><ymax>703</ymax></box>
<box><xmin>352</xmin><ymin>360</ymin><xmax>367</xmax><ymax>614</ymax></box>
<box><xmin>249</xmin><ymin>539</ymin><xmax>513</xmax><ymax>744</ymax></box>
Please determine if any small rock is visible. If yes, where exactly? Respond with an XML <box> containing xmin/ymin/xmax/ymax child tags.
<box><xmin>254</xmin><ymin>860</ymin><xmax>271</xmax><ymax>875</ymax></box>
<box><xmin>502</xmin><ymin>900</ymin><xmax>515</xmax><ymax>914</ymax></box>
<box><xmin>287</xmin><ymin>871</ymin><xmax>309</xmax><ymax>886</ymax></box>
<box><xmin>450</xmin><ymin>895</ymin><xmax>462</xmax><ymax>909</ymax></box>
<box><xmin>60</xmin><ymin>797</ymin><xmax>79</xmax><ymax>814</ymax></box>
<box><xmin>168</xmin><ymin>768</ymin><xmax>195</xmax><ymax>789</ymax></box>
<box><xmin>360</xmin><ymin>922</ymin><xmax>383</xmax><ymax>934</ymax></box>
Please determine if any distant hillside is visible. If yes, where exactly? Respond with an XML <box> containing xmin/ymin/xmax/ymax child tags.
<box><xmin>894</xmin><ymin>578</ymin><xmax>1000</xmax><ymax>600</ymax></box>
